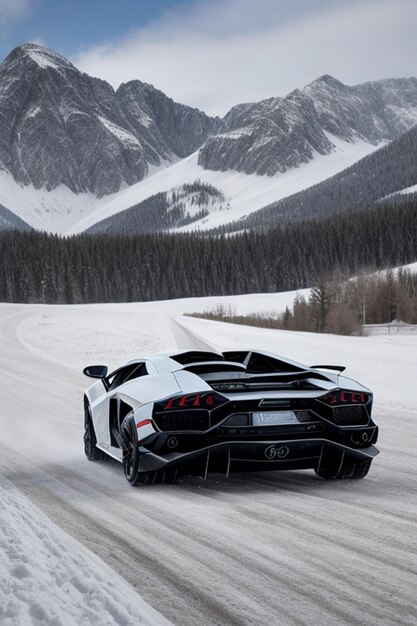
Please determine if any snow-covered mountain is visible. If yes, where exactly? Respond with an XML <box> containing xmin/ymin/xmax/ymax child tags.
<box><xmin>1</xmin><ymin>43</ymin><xmax>417</xmax><ymax>234</ymax></box>
<box><xmin>87</xmin><ymin>182</ymin><xmax>226</xmax><ymax>234</ymax></box>
<box><xmin>79</xmin><ymin>118</ymin><xmax>417</xmax><ymax>235</ymax></box>
<box><xmin>198</xmin><ymin>74</ymin><xmax>417</xmax><ymax>176</ymax></box>
<box><xmin>73</xmin><ymin>136</ymin><xmax>378</xmax><ymax>235</ymax></box>
<box><xmin>0</xmin><ymin>44</ymin><xmax>220</xmax><ymax>199</ymax></box>
<box><xmin>228</xmin><ymin>122</ymin><xmax>417</xmax><ymax>231</ymax></box>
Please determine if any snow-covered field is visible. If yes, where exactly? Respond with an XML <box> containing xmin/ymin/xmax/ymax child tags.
<box><xmin>15</xmin><ymin>289</ymin><xmax>308</xmax><ymax>371</ymax></box>
<box><xmin>1</xmin><ymin>293</ymin><xmax>416</xmax><ymax>625</ymax></box>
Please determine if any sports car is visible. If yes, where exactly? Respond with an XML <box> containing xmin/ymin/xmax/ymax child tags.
<box><xmin>83</xmin><ymin>349</ymin><xmax>379</xmax><ymax>485</ymax></box>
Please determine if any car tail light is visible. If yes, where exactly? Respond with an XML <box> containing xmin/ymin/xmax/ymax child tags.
<box><xmin>319</xmin><ymin>389</ymin><xmax>371</xmax><ymax>406</ymax></box>
<box><xmin>317</xmin><ymin>389</ymin><xmax>372</xmax><ymax>427</ymax></box>
<box><xmin>159</xmin><ymin>392</ymin><xmax>227</xmax><ymax>411</ymax></box>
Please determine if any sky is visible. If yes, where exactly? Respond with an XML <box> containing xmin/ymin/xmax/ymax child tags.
<box><xmin>1</xmin><ymin>0</ymin><xmax>417</xmax><ymax>116</ymax></box>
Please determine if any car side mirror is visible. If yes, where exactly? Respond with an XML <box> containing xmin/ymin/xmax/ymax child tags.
<box><xmin>83</xmin><ymin>365</ymin><xmax>108</xmax><ymax>379</ymax></box>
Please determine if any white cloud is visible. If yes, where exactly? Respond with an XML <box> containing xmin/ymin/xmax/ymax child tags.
<box><xmin>0</xmin><ymin>0</ymin><xmax>32</xmax><ymax>23</ymax></box>
<box><xmin>73</xmin><ymin>0</ymin><xmax>417</xmax><ymax>116</ymax></box>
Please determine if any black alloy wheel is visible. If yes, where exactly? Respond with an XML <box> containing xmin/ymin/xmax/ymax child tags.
<box><xmin>121</xmin><ymin>415</ymin><xmax>155</xmax><ymax>485</ymax></box>
<box><xmin>84</xmin><ymin>400</ymin><xmax>107</xmax><ymax>461</ymax></box>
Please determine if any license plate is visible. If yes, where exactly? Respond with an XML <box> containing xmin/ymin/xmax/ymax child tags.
<box><xmin>252</xmin><ymin>411</ymin><xmax>298</xmax><ymax>425</ymax></box>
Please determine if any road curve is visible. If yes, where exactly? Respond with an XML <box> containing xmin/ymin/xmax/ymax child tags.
<box><xmin>1</xmin><ymin>305</ymin><xmax>416</xmax><ymax>625</ymax></box>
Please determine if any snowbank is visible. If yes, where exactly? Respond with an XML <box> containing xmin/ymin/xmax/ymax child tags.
<box><xmin>0</xmin><ymin>474</ymin><xmax>170</xmax><ymax>626</ymax></box>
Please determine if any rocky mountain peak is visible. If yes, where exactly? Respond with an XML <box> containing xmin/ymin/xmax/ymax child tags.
<box><xmin>0</xmin><ymin>43</ymin><xmax>220</xmax><ymax>197</ymax></box>
<box><xmin>198</xmin><ymin>74</ymin><xmax>417</xmax><ymax>176</ymax></box>
<box><xmin>3</xmin><ymin>43</ymin><xmax>77</xmax><ymax>74</ymax></box>
<box><xmin>117</xmin><ymin>80</ymin><xmax>224</xmax><ymax>158</ymax></box>
<box><xmin>308</xmin><ymin>74</ymin><xmax>346</xmax><ymax>90</ymax></box>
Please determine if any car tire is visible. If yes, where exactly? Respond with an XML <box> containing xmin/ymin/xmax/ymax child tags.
<box><xmin>121</xmin><ymin>414</ymin><xmax>155</xmax><ymax>485</ymax></box>
<box><xmin>84</xmin><ymin>400</ymin><xmax>108</xmax><ymax>461</ymax></box>
<box><xmin>316</xmin><ymin>458</ymin><xmax>372</xmax><ymax>480</ymax></box>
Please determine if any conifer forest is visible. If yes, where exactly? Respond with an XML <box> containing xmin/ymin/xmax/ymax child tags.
<box><xmin>1</xmin><ymin>197</ymin><xmax>416</xmax><ymax>305</ymax></box>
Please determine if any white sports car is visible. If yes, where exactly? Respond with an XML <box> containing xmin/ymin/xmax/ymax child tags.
<box><xmin>83</xmin><ymin>349</ymin><xmax>379</xmax><ymax>485</ymax></box>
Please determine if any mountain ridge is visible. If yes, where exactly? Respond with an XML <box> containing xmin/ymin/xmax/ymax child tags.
<box><xmin>198</xmin><ymin>74</ymin><xmax>417</xmax><ymax>176</ymax></box>
<box><xmin>0</xmin><ymin>43</ymin><xmax>220</xmax><ymax>198</ymax></box>
<box><xmin>1</xmin><ymin>43</ymin><xmax>417</xmax><ymax>233</ymax></box>
<box><xmin>223</xmin><ymin>123</ymin><xmax>417</xmax><ymax>232</ymax></box>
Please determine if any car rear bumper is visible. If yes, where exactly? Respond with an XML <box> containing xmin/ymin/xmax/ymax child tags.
<box><xmin>137</xmin><ymin>438</ymin><xmax>379</xmax><ymax>476</ymax></box>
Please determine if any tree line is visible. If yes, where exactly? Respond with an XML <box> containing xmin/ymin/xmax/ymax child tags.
<box><xmin>0</xmin><ymin>196</ymin><xmax>416</xmax><ymax>304</ymax></box>
<box><xmin>191</xmin><ymin>270</ymin><xmax>417</xmax><ymax>335</ymax></box>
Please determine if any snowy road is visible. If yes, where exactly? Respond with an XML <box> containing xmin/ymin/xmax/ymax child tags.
<box><xmin>1</xmin><ymin>303</ymin><xmax>417</xmax><ymax>625</ymax></box>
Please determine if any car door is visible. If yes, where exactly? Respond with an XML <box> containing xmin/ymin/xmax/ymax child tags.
<box><xmin>106</xmin><ymin>362</ymin><xmax>149</xmax><ymax>454</ymax></box>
